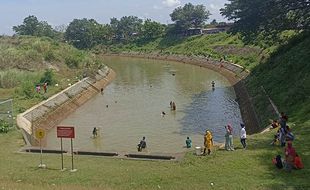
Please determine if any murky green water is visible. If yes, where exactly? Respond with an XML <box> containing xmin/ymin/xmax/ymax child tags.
<box><xmin>46</xmin><ymin>57</ymin><xmax>242</xmax><ymax>153</ymax></box>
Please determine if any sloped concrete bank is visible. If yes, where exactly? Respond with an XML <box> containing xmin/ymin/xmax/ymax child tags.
<box><xmin>17</xmin><ymin>66</ymin><xmax>116</xmax><ymax>145</ymax></box>
<box><xmin>105</xmin><ymin>53</ymin><xmax>260</xmax><ymax>134</ymax></box>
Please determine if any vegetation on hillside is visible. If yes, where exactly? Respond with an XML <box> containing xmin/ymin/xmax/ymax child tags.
<box><xmin>246</xmin><ymin>32</ymin><xmax>310</xmax><ymax>127</ymax></box>
<box><xmin>0</xmin><ymin>36</ymin><xmax>105</xmax><ymax>116</ymax></box>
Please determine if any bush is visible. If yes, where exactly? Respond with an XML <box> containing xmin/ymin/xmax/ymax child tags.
<box><xmin>44</xmin><ymin>50</ymin><xmax>56</xmax><ymax>62</ymax></box>
<box><xmin>40</xmin><ymin>69</ymin><xmax>54</xmax><ymax>85</ymax></box>
<box><xmin>0</xmin><ymin>119</ymin><xmax>9</xmax><ymax>133</ymax></box>
<box><xmin>20</xmin><ymin>80</ymin><xmax>35</xmax><ymax>99</ymax></box>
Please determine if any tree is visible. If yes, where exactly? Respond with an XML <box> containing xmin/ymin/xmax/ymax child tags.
<box><xmin>109</xmin><ymin>16</ymin><xmax>143</xmax><ymax>41</ymax></box>
<box><xmin>220</xmin><ymin>0</ymin><xmax>310</xmax><ymax>35</ymax></box>
<box><xmin>170</xmin><ymin>3</ymin><xmax>210</xmax><ymax>31</ymax></box>
<box><xmin>210</xmin><ymin>19</ymin><xmax>218</xmax><ymax>25</ymax></box>
<box><xmin>13</xmin><ymin>15</ymin><xmax>57</xmax><ymax>38</ymax></box>
<box><xmin>141</xmin><ymin>19</ymin><xmax>165</xmax><ymax>39</ymax></box>
<box><xmin>65</xmin><ymin>18</ymin><xmax>107</xmax><ymax>49</ymax></box>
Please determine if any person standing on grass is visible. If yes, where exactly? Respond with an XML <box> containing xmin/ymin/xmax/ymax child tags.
<box><xmin>225</xmin><ymin>124</ymin><xmax>234</xmax><ymax>151</ymax></box>
<box><xmin>203</xmin><ymin>130</ymin><xmax>213</xmax><ymax>155</ymax></box>
<box><xmin>240</xmin><ymin>123</ymin><xmax>247</xmax><ymax>149</ymax></box>
<box><xmin>225</xmin><ymin>126</ymin><xmax>230</xmax><ymax>150</ymax></box>
<box><xmin>279</xmin><ymin>112</ymin><xmax>288</xmax><ymax>129</ymax></box>
<box><xmin>43</xmin><ymin>82</ymin><xmax>48</xmax><ymax>93</ymax></box>
<box><xmin>36</xmin><ymin>84</ymin><xmax>41</xmax><ymax>93</ymax></box>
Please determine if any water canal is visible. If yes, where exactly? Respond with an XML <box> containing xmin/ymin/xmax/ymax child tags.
<box><xmin>45</xmin><ymin>57</ymin><xmax>242</xmax><ymax>153</ymax></box>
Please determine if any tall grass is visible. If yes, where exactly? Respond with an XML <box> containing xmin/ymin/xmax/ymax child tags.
<box><xmin>0</xmin><ymin>70</ymin><xmax>41</xmax><ymax>89</ymax></box>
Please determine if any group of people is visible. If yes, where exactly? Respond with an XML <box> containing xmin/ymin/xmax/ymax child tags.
<box><xmin>169</xmin><ymin>101</ymin><xmax>176</xmax><ymax>111</ymax></box>
<box><xmin>184</xmin><ymin>123</ymin><xmax>247</xmax><ymax>155</ymax></box>
<box><xmin>162</xmin><ymin>101</ymin><xmax>177</xmax><ymax>117</ymax></box>
<box><xmin>273</xmin><ymin>141</ymin><xmax>304</xmax><ymax>171</ymax></box>
<box><xmin>36</xmin><ymin>82</ymin><xmax>48</xmax><ymax>94</ymax></box>
<box><xmin>271</xmin><ymin>112</ymin><xmax>294</xmax><ymax>147</ymax></box>
<box><xmin>224</xmin><ymin>123</ymin><xmax>247</xmax><ymax>151</ymax></box>
<box><xmin>271</xmin><ymin>112</ymin><xmax>303</xmax><ymax>171</ymax></box>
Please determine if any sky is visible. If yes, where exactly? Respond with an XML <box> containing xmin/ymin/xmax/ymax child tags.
<box><xmin>0</xmin><ymin>0</ymin><xmax>228</xmax><ymax>35</ymax></box>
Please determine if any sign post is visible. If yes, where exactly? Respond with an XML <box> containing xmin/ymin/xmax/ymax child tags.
<box><xmin>60</xmin><ymin>137</ymin><xmax>64</xmax><ymax>171</ymax></box>
<box><xmin>57</xmin><ymin>126</ymin><xmax>76</xmax><ymax>172</ymax></box>
<box><xmin>35</xmin><ymin>128</ymin><xmax>46</xmax><ymax>168</ymax></box>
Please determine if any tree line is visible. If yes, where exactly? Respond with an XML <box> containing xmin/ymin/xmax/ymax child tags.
<box><xmin>13</xmin><ymin>3</ymin><xmax>210</xmax><ymax>49</ymax></box>
<box><xmin>13</xmin><ymin>1</ymin><xmax>309</xmax><ymax>49</ymax></box>
<box><xmin>220</xmin><ymin>0</ymin><xmax>309</xmax><ymax>36</ymax></box>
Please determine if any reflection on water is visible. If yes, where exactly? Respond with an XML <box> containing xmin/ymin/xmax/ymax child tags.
<box><xmin>45</xmin><ymin>57</ymin><xmax>242</xmax><ymax>153</ymax></box>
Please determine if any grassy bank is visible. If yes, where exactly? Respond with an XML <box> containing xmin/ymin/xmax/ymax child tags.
<box><xmin>1</xmin><ymin>129</ymin><xmax>309</xmax><ymax>190</ymax></box>
<box><xmin>245</xmin><ymin>32</ymin><xmax>310</xmax><ymax>126</ymax></box>
<box><xmin>103</xmin><ymin>32</ymin><xmax>296</xmax><ymax>70</ymax></box>
<box><xmin>0</xmin><ymin>36</ymin><xmax>105</xmax><ymax>116</ymax></box>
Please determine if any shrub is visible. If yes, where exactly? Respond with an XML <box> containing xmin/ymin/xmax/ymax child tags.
<box><xmin>20</xmin><ymin>80</ymin><xmax>35</xmax><ymax>99</ymax></box>
<box><xmin>44</xmin><ymin>50</ymin><xmax>56</xmax><ymax>62</ymax></box>
<box><xmin>40</xmin><ymin>69</ymin><xmax>54</xmax><ymax>85</ymax></box>
<box><xmin>0</xmin><ymin>119</ymin><xmax>9</xmax><ymax>133</ymax></box>
<box><xmin>65</xmin><ymin>56</ymin><xmax>80</xmax><ymax>68</ymax></box>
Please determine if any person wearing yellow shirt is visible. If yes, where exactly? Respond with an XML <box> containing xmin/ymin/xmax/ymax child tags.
<box><xmin>204</xmin><ymin>130</ymin><xmax>213</xmax><ymax>155</ymax></box>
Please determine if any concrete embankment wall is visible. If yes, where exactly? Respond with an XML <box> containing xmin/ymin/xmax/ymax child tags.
<box><xmin>107</xmin><ymin>53</ymin><xmax>260</xmax><ymax>134</ymax></box>
<box><xmin>17</xmin><ymin>66</ymin><xmax>116</xmax><ymax>145</ymax></box>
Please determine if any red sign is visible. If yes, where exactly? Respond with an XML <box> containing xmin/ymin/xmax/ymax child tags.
<box><xmin>57</xmin><ymin>126</ymin><xmax>75</xmax><ymax>138</ymax></box>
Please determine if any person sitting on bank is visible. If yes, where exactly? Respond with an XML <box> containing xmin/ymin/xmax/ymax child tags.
<box><xmin>270</xmin><ymin>120</ymin><xmax>279</xmax><ymax>129</ymax></box>
<box><xmin>137</xmin><ymin>136</ymin><xmax>147</xmax><ymax>152</ymax></box>
<box><xmin>185</xmin><ymin>137</ymin><xmax>192</xmax><ymax>148</ymax></box>
<box><xmin>272</xmin><ymin>155</ymin><xmax>284</xmax><ymax>169</ymax></box>
<box><xmin>294</xmin><ymin>153</ymin><xmax>304</xmax><ymax>169</ymax></box>
<box><xmin>284</xmin><ymin>141</ymin><xmax>296</xmax><ymax>171</ymax></box>
<box><xmin>271</xmin><ymin>129</ymin><xmax>280</xmax><ymax>145</ymax></box>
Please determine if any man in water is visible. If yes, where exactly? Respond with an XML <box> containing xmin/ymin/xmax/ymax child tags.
<box><xmin>92</xmin><ymin>127</ymin><xmax>98</xmax><ymax>138</ymax></box>
<box><xmin>137</xmin><ymin>137</ymin><xmax>147</xmax><ymax>152</ymax></box>
<box><xmin>211</xmin><ymin>81</ymin><xmax>215</xmax><ymax>88</ymax></box>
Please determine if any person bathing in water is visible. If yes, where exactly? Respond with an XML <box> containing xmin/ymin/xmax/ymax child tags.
<box><xmin>92</xmin><ymin>127</ymin><xmax>98</xmax><ymax>138</ymax></box>
<box><xmin>137</xmin><ymin>137</ymin><xmax>147</xmax><ymax>152</ymax></box>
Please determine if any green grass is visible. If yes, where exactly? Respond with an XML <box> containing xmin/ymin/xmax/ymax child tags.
<box><xmin>246</xmin><ymin>32</ymin><xmax>310</xmax><ymax>127</ymax></box>
<box><xmin>1</xmin><ymin>125</ymin><xmax>309</xmax><ymax>190</ymax></box>
<box><xmin>106</xmin><ymin>33</ymin><xmax>266</xmax><ymax>69</ymax></box>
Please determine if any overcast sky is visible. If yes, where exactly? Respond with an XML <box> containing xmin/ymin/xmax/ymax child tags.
<box><xmin>0</xmin><ymin>0</ymin><xmax>228</xmax><ymax>35</ymax></box>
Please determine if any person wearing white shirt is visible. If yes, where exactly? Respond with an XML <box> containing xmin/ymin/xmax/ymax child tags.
<box><xmin>240</xmin><ymin>123</ymin><xmax>247</xmax><ymax>149</ymax></box>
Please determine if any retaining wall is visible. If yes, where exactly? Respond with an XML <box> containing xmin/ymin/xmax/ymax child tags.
<box><xmin>17</xmin><ymin>66</ymin><xmax>116</xmax><ymax>145</ymax></box>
